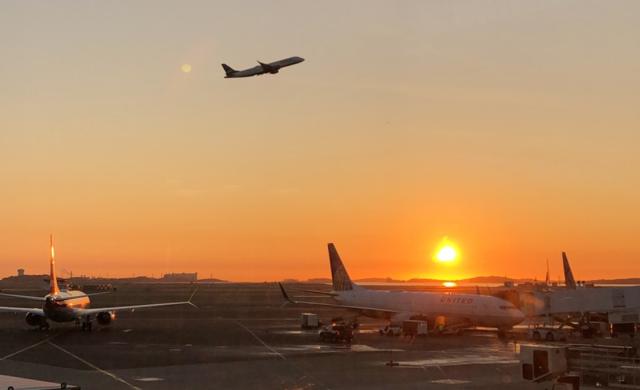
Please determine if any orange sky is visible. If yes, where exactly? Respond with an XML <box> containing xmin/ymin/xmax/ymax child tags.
<box><xmin>1</xmin><ymin>1</ymin><xmax>639</xmax><ymax>281</ymax></box>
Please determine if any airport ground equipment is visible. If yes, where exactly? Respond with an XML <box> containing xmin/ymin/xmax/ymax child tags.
<box><xmin>319</xmin><ymin>321</ymin><xmax>354</xmax><ymax>343</ymax></box>
<box><xmin>520</xmin><ymin>343</ymin><xmax>640</xmax><ymax>388</ymax></box>
<box><xmin>529</xmin><ymin>326</ymin><xmax>569</xmax><ymax>342</ymax></box>
<box><xmin>379</xmin><ymin>325</ymin><xmax>402</xmax><ymax>336</ymax></box>
<box><xmin>402</xmin><ymin>320</ymin><xmax>428</xmax><ymax>337</ymax></box>
<box><xmin>609</xmin><ymin>311</ymin><xmax>639</xmax><ymax>338</ymax></box>
<box><xmin>300</xmin><ymin>313</ymin><xmax>319</xmax><ymax>329</ymax></box>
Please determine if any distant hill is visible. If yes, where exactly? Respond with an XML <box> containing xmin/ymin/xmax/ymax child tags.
<box><xmin>355</xmin><ymin>277</ymin><xmax>404</xmax><ymax>283</ymax></box>
<box><xmin>306</xmin><ymin>278</ymin><xmax>331</xmax><ymax>283</ymax></box>
<box><xmin>588</xmin><ymin>278</ymin><xmax>640</xmax><ymax>285</ymax></box>
<box><xmin>460</xmin><ymin>276</ymin><xmax>514</xmax><ymax>283</ymax></box>
<box><xmin>196</xmin><ymin>278</ymin><xmax>228</xmax><ymax>283</ymax></box>
<box><xmin>0</xmin><ymin>274</ymin><xmax>227</xmax><ymax>288</ymax></box>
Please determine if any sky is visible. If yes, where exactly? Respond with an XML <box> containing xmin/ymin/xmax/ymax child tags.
<box><xmin>1</xmin><ymin>1</ymin><xmax>639</xmax><ymax>281</ymax></box>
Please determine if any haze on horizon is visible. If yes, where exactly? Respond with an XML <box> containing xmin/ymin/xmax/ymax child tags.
<box><xmin>1</xmin><ymin>1</ymin><xmax>639</xmax><ymax>282</ymax></box>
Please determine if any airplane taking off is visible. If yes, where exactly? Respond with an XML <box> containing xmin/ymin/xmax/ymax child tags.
<box><xmin>221</xmin><ymin>56</ymin><xmax>304</xmax><ymax>78</ymax></box>
<box><xmin>279</xmin><ymin>243</ymin><xmax>525</xmax><ymax>334</ymax></box>
<box><xmin>0</xmin><ymin>236</ymin><xmax>196</xmax><ymax>331</ymax></box>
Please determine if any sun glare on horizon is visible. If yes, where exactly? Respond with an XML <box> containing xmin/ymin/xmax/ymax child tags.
<box><xmin>434</xmin><ymin>237</ymin><xmax>459</xmax><ymax>264</ymax></box>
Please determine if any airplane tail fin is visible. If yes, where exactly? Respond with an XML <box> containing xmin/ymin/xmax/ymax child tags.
<box><xmin>221</xmin><ymin>64</ymin><xmax>236</xmax><ymax>76</ymax></box>
<box><xmin>562</xmin><ymin>252</ymin><xmax>576</xmax><ymax>289</ymax></box>
<box><xmin>545</xmin><ymin>259</ymin><xmax>550</xmax><ymax>286</ymax></box>
<box><xmin>328</xmin><ymin>243</ymin><xmax>354</xmax><ymax>291</ymax></box>
<box><xmin>49</xmin><ymin>235</ymin><xmax>60</xmax><ymax>295</ymax></box>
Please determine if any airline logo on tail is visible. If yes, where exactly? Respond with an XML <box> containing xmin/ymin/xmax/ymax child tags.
<box><xmin>328</xmin><ymin>243</ymin><xmax>354</xmax><ymax>291</ymax></box>
<box><xmin>562</xmin><ymin>252</ymin><xmax>576</xmax><ymax>289</ymax></box>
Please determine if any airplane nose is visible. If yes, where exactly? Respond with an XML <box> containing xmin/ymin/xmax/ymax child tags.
<box><xmin>513</xmin><ymin>309</ymin><xmax>525</xmax><ymax>324</ymax></box>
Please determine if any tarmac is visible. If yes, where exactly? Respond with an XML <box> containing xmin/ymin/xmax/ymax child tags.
<box><xmin>0</xmin><ymin>283</ymin><xmax>534</xmax><ymax>389</ymax></box>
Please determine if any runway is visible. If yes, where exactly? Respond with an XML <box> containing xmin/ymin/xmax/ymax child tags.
<box><xmin>0</xmin><ymin>283</ymin><xmax>530</xmax><ymax>389</ymax></box>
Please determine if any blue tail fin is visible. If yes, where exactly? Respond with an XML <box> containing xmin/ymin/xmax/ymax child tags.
<box><xmin>562</xmin><ymin>252</ymin><xmax>576</xmax><ymax>289</ymax></box>
<box><xmin>328</xmin><ymin>243</ymin><xmax>354</xmax><ymax>291</ymax></box>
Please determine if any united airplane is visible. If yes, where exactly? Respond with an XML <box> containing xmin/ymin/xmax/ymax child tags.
<box><xmin>0</xmin><ymin>236</ymin><xmax>196</xmax><ymax>331</ymax></box>
<box><xmin>279</xmin><ymin>243</ymin><xmax>525</xmax><ymax>335</ymax></box>
<box><xmin>221</xmin><ymin>56</ymin><xmax>304</xmax><ymax>78</ymax></box>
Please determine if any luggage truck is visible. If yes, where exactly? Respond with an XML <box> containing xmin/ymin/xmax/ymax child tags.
<box><xmin>319</xmin><ymin>318</ymin><xmax>356</xmax><ymax>343</ymax></box>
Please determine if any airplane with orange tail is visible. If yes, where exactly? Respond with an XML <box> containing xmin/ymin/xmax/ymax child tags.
<box><xmin>0</xmin><ymin>236</ymin><xmax>196</xmax><ymax>331</ymax></box>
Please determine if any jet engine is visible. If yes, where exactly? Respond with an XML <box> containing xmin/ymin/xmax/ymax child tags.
<box><xmin>96</xmin><ymin>311</ymin><xmax>116</xmax><ymax>325</ymax></box>
<box><xmin>25</xmin><ymin>312</ymin><xmax>46</xmax><ymax>327</ymax></box>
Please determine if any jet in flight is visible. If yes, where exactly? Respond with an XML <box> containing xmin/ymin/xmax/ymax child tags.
<box><xmin>280</xmin><ymin>243</ymin><xmax>525</xmax><ymax>335</ymax></box>
<box><xmin>221</xmin><ymin>56</ymin><xmax>304</xmax><ymax>78</ymax></box>
<box><xmin>0</xmin><ymin>236</ymin><xmax>196</xmax><ymax>331</ymax></box>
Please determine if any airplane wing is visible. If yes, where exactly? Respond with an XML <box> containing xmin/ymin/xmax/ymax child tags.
<box><xmin>0</xmin><ymin>293</ymin><xmax>45</xmax><ymax>302</ymax></box>
<box><xmin>78</xmin><ymin>300</ymin><xmax>195</xmax><ymax>315</ymax></box>
<box><xmin>299</xmin><ymin>289</ymin><xmax>339</xmax><ymax>297</ymax></box>
<box><xmin>257</xmin><ymin>61</ymin><xmax>278</xmax><ymax>73</ymax></box>
<box><xmin>0</xmin><ymin>306</ymin><xmax>44</xmax><ymax>315</ymax></box>
<box><xmin>278</xmin><ymin>283</ymin><xmax>396</xmax><ymax>319</ymax></box>
<box><xmin>77</xmin><ymin>289</ymin><xmax>198</xmax><ymax>315</ymax></box>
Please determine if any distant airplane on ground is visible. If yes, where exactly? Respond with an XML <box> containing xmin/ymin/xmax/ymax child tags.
<box><xmin>221</xmin><ymin>56</ymin><xmax>304</xmax><ymax>78</ymax></box>
<box><xmin>279</xmin><ymin>243</ymin><xmax>525</xmax><ymax>335</ymax></box>
<box><xmin>0</xmin><ymin>236</ymin><xmax>196</xmax><ymax>331</ymax></box>
<box><xmin>520</xmin><ymin>252</ymin><xmax>640</xmax><ymax>331</ymax></box>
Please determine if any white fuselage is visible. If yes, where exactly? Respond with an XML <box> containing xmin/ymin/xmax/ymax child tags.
<box><xmin>43</xmin><ymin>290</ymin><xmax>90</xmax><ymax>322</ymax></box>
<box><xmin>338</xmin><ymin>287</ymin><xmax>524</xmax><ymax>328</ymax></box>
<box><xmin>521</xmin><ymin>285</ymin><xmax>640</xmax><ymax>318</ymax></box>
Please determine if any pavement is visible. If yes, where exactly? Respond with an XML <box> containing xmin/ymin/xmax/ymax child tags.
<box><xmin>0</xmin><ymin>283</ymin><xmax>534</xmax><ymax>389</ymax></box>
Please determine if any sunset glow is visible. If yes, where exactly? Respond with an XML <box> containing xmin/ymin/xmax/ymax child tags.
<box><xmin>435</xmin><ymin>238</ymin><xmax>459</xmax><ymax>265</ymax></box>
<box><xmin>1</xmin><ymin>3</ymin><xmax>639</xmax><ymax>282</ymax></box>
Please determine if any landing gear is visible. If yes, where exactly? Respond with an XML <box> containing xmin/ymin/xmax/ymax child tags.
<box><xmin>497</xmin><ymin>327</ymin><xmax>511</xmax><ymax>339</ymax></box>
<box><xmin>80</xmin><ymin>317</ymin><xmax>93</xmax><ymax>332</ymax></box>
<box><xmin>39</xmin><ymin>321</ymin><xmax>50</xmax><ymax>331</ymax></box>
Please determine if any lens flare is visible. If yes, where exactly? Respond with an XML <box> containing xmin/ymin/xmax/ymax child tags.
<box><xmin>434</xmin><ymin>237</ymin><xmax>459</xmax><ymax>264</ymax></box>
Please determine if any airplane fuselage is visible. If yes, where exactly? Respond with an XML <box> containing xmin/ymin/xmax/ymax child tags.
<box><xmin>336</xmin><ymin>288</ymin><xmax>524</xmax><ymax>329</ymax></box>
<box><xmin>43</xmin><ymin>290</ymin><xmax>90</xmax><ymax>322</ymax></box>
<box><xmin>224</xmin><ymin>56</ymin><xmax>304</xmax><ymax>78</ymax></box>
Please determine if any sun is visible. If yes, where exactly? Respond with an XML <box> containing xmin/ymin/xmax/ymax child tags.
<box><xmin>434</xmin><ymin>237</ymin><xmax>459</xmax><ymax>264</ymax></box>
<box><xmin>181</xmin><ymin>63</ymin><xmax>192</xmax><ymax>73</ymax></box>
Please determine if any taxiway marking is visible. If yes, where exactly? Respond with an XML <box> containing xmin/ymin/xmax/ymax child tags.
<box><xmin>48</xmin><ymin>341</ymin><xmax>142</xmax><ymax>390</ymax></box>
<box><xmin>0</xmin><ymin>334</ymin><xmax>60</xmax><ymax>361</ymax></box>
<box><xmin>234</xmin><ymin>320</ymin><xmax>286</xmax><ymax>360</ymax></box>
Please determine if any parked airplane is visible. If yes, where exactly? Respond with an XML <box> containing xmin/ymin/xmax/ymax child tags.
<box><xmin>519</xmin><ymin>252</ymin><xmax>640</xmax><ymax>331</ymax></box>
<box><xmin>279</xmin><ymin>243</ymin><xmax>525</xmax><ymax>334</ymax></box>
<box><xmin>221</xmin><ymin>56</ymin><xmax>304</xmax><ymax>78</ymax></box>
<box><xmin>0</xmin><ymin>236</ymin><xmax>196</xmax><ymax>331</ymax></box>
